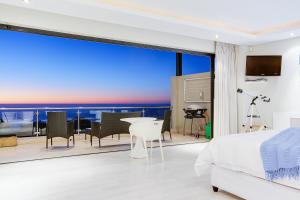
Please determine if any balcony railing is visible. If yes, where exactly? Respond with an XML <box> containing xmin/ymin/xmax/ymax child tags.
<box><xmin>0</xmin><ymin>106</ymin><xmax>171</xmax><ymax>137</ymax></box>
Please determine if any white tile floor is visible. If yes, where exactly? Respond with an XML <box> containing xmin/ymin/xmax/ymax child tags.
<box><xmin>0</xmin><ymin>133</ymin><xmax>207</xmax><ymax>164</ymax></box>
<box><xmin>0</xmin><ymin>143</ymin><xmax>241</xmax><ymax>200</ymax></box>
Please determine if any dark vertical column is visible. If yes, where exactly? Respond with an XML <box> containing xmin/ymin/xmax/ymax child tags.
<box><xmin>176</xmin><ymin>53</ymin><xmax>182</xmax><ymax>76</ymax></box>
<box><xmin>210</xmin><ymin>55</ymin><xmax>215</xmax><ymax>138</ymax></box>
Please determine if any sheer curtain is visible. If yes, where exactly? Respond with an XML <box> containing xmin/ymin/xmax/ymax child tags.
<box><xmin>214</xmin><ymin>42</ymin><xmax>238</xmax><ymax>137</ymax></box>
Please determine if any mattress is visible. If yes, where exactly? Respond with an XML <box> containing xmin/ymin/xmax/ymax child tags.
<box><xmin>194</xmin><ymin>130</ymin><xmax>300</xmax><ymax>190</ymax></box>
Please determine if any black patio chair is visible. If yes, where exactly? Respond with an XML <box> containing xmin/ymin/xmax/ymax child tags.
<box><xmin>161</xmin><ymin>110</ymin><xmax>172</xmax><ymax>141</ymax></box>
<box><xmin>46</xmin><ymin>112</ymin><xmax>75</xmax><ymax>148</ymax></box>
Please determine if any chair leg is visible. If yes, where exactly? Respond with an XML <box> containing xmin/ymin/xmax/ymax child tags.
<box><xmin>51</xmin><ymin>138</ymin><xmax>53</xmax><ymax>146</ymax></box>
<box><xmin>90</xmin><ymin>135</ymin><xmax>93</xmax><ymax>146</ymax></box>
<box><xmin>130</xmin><ymin>135</ymin><xmax>133</xmax><ymax>153</ymax></box>
<box><xmin>118</xmin><ymin>134</ymin><xmax>120</xmax><ymax>140</ymax></box>
<box><xmin>169</xmin><ymin>131</ymin><xmax>172</xmax><ymax>141</ymax></box>
<box><xmin>143</xmin><ymin>139</ymin><xmax>149</xmax><ymax>162</ymax></box>
<box><xmin>190</xmin><ymin>118</ymin><xmax>194</xmax><ymax>135</ymax></box>
<box><xmin>67</xmin><ymin>138</ymin><xmax>69</xmax><ymax>148</ymax></box>
<box><xmin>73</xmin><ymin>135</ymin><xmax>75</xmax><ymax>146</ymax></box>
<box><xmin>150</xmin><ymin>140</ymin><xmax>153</xmax><ymax>158</ymax></box>
<box><xmin>99</xmin><ymin>138</ymin><xmax>101</xmax><ymax>148</ymax></box>
<box><xmin>85</xmin><ymin>134</ymin><xmax>87</xmax><ymax>140</ymax></box>
<box><xmin>159</xmin><ymin>137</ymin><xmax>164</xmax><ymax>161</ymax></box>
<box><xmin>162</xmin><ymin>132</ymin><xmax>165</xmax><ymax>141</ymax></box>
<box><xmin>46</xmin><ymin>137</ymin><xmax>48</xmax><ymax>149</ymax></box>
<box><xmin>112</xmin><ymin>134</ymin><xmax>114</xmax><ymax>139</ymax></box>
<box><xmin>183</xmin><ymin>118</ymin><xmax>186</xmax><ymax>136</ymax></box>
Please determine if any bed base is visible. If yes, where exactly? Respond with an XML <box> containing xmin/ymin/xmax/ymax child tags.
<box><xmin>212</xmin><ymin>186</ymin><xmax>218</xmax><ymax>192</ymax></box>
<box><xmin>211</xmin><ymin>165</ymin><xmax>300</xmax><ymax>200</ymax></box>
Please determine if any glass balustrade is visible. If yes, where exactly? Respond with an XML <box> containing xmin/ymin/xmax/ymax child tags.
<box><xmin>0</xmin><ymin>106</ymin><xmax>171</xmax><ymax>137</ymax></box>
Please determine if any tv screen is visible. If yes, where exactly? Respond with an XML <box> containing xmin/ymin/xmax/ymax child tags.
<box><xmin>246</xmin><ymin>55</ymin><xmax>282</xmax><ymax>76</ymax></box>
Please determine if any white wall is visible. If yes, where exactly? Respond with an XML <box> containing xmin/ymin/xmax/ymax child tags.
<box><xmin>236</xmin><ymin>37</ymin><xmax>300</xmax><ymax>131</ymax></box>
<box><xmin>0</xmin><ymin>4</ymin><xmax>215</xmax><ymax>53</ymax></box>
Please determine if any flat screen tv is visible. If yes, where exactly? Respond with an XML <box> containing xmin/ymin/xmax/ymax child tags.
<box><xmin>246</xmin><ymin>55</ymin><xmax>282</xmax><ymax>76</ymax></box>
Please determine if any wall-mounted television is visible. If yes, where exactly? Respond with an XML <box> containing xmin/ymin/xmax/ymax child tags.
<box><xmin>246</xmin><ymin>55</ymin><xmax>282</xmax><ymax>76</ymax></box>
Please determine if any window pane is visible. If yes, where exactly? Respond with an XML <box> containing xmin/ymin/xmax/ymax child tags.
<box><xmin>182</xmin><ymin>54</ymin><xmax>211</xmax><ymax>75</ymax></box>
<box><xmin>0</xmin><ymin>30</ymin><xmax>175</xmax><ymax>105</ymax></box>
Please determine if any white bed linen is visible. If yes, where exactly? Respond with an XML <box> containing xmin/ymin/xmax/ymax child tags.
<box><xmin>195</xmin><ymin>130</ymin><xmax>300</xmax><ymax>190</ymax></box>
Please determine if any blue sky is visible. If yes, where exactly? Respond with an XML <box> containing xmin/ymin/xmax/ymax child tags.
<box><xmin>0</xmin><ymin>30</ymin><xmax>210</xmax><ymax>104</ymax></box>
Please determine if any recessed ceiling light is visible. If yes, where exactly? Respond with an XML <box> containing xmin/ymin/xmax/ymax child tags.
<box><xmin>290</xmin><ymin>32</ymin><xmax>295</xmax><ymax>37</ymax></box>
<box><xmin>215</xmin><ymin>34</ymin><xmax>219</xmax><ymax>39</ymax></box>
<box><xmin>23</xmin><ymin>0</ymin><xmax>30</xmax><ymax>4</ymax></box>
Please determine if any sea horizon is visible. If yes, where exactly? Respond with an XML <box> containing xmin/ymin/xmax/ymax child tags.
<box><xmin>0</xmin><ymin>102</ymin><xmax>171</xmax><ymax>108</ymax></box>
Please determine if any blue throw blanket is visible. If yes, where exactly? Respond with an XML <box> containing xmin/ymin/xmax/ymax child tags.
<box><xmin>260</xmin><ymin>128</ymin><xmax>300</xmax><ymax>181</ymax></box>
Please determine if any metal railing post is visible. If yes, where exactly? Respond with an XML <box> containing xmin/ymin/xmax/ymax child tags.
<box><xmin>142</xmin><ymin>108</ymin><xmax>145</xmax><ymax>117</ymax></box>
<box><xmin>77</xmin><ymin>109</ymin><xmax>80</xmax><ymax>134</ymax></box>
<box><xmin>35</xmin><ymin>109</ymin><xmax>39</xmax><ymax>137</ymax></box>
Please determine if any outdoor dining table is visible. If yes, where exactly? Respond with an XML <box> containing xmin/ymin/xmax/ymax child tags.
<box><xmin>120</xmin><ymin>117</ymin><xmax>156</xmax><ymax>158</ymax></box>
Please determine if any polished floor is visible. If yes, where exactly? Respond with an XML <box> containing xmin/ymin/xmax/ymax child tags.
<box><xmin>0</xmin><ymin>133</ymin><xmax>207</xmax><ymax>164</ymax></box>
<box><xmin>0</xmin><ymin>143</ymin><xmax>241</xmax><ymax>200</ymax></box>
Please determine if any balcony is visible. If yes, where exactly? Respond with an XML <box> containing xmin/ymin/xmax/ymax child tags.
<box><xmin>0</xmin><ymin>105</ymin><xmax>205</xmax><ymax>164</ymax></box>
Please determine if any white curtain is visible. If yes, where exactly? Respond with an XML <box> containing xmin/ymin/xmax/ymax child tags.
<box><xmin>214</xmin><ymin>42</ymin><xmax>238</xmax><ymax>137</ymax></box>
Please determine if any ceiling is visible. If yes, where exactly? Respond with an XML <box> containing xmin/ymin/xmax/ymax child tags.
<box><xmin>1</xmin><ymin>0</ymin><xmax>300</xmax><ymax>45</ymax></box>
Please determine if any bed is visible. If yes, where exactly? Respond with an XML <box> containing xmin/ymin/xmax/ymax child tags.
<box><xmin>194</xmin><ymin>130</ymin><xmax>300</xmax><ymax>200</ymax></box>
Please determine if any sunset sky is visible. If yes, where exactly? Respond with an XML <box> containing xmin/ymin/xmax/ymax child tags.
<box><xmin>0</xmin><ymin>30</ymin><xmax>210</xmax><ymax>104</ymax></box>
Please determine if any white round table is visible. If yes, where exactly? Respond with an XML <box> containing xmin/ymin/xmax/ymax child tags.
<box><xmin>121</xmin><ymin>117</ymin><xmax>156</xmax><ymax>158</ymax></box>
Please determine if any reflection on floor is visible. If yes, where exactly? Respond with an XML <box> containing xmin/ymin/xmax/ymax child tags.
<box><xmin>0</xmin><ymin>143</ymin><xmax>240</xmax><ymax>200</ymax></box>
<box><xmin>0</xmin><ymin>132</ymin><xmax>208</xmax><ymax>164</ymax></box>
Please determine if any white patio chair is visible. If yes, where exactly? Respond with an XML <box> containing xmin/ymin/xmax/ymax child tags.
<box><xmin>129</xmin><ymin>120</ymin><xmax>164</xmax><ymax>161</ymax></box>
